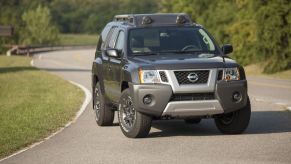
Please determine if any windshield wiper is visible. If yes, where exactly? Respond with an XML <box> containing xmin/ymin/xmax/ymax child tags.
<box><xmin>133</xmin><ymin>52</ymin><xmax>159</xmax><ymax>56</ymax></box>
<box><xmin>152</xmin><ymin>50</ymin><xmax>208</xmax><ymax>54</ymax></box>
<box><xmin>176</xmin><ymin>50</ymin><xmax>212</xmax><ymax>54</ymax></box>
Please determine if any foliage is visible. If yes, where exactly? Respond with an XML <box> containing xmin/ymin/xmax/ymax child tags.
<box><xmin>254</xmin><ymin>0</ymin><xmax>291</xmax><ymax>73</ymax></box>
<box><xmin>0</xmin><ymin>0</ymin><xmax>157</xmax><ymax>51</ymax></box>
<box><xmin>21</xmin><ymin>5</ymin><xmax>59</xmax><ymax>45</ymax></box>
<box><xmin>49</xmin><ymin>0</ymin><xmax>158</xmax><ymax>33</ymax></box>
<box><xmin>159</xmin><ymin>0</ymin><xmax>291</xmax><ymax>73</ymax></box>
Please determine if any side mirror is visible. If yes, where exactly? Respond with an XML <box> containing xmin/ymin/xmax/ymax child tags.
<box><xmin>221</xmin><ymin>44</ymin><xmax>233</xmax><ymax>55</ymax></box>
<box><xmin>106</xmin><ymin>48</ymin><xmax>120</xmax><ymax>58</ymax></box>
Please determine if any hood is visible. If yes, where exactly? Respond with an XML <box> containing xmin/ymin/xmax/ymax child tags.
<box><xmin>128</xmin><ymin>54</ymin><xmax>238</xmax><ymax>70</ymax></box>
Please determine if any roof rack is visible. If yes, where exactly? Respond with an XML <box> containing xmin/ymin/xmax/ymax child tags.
<box><xmin>113</xmin><ymin>13</ymin><xmax>193</xmax><ymax>27</ymax></box>
<box><xmin>114</xmin><ymin>15</ymin><xmax>135</xmax><ymax>24</ymax></box>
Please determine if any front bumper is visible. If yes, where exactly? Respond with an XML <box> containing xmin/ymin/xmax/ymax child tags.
<box><xmin>162</xmin><ymin>100</ymin><xmax>223</xmax><ymax>117</ymax></box>
<box><xmin>129</xmin><ymin>80</ymin><xmax>248</xmax><ymax>118</ymax></box>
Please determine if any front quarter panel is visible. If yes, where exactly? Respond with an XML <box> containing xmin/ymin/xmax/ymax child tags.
<box><xmin>121</xmin><ymin>60</ymin><xmax>140</xmax><ymax>84</ymax></box>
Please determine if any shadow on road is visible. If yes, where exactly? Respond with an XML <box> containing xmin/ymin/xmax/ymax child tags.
<box><xmin>0</xmin><ymin>66</ymin><xmax>37</xmax><ymax>73</ymax></box>
<box><xmin>41</xmin><ymin>68</ymin><xmax>91</xmax><ymax>72</ymax></box>
<box><xmin>149</xmin><ymin>111</ymin><xmax>291</xmax><ymax>138</ymax></box>
<box><xmin>0</xmin><ymin>67</ymin><xmax>91</xmax><ymax>74</ymax></box>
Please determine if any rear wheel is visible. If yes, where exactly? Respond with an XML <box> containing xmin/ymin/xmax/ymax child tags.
<box><xmin>93</xmin><ymin>82</ymin><xmax>114</xmax><ymax>126</ymax></box>
<box><xmin>215</xmin><ymin>97</ymin><xmax>251</xmax><ymax>134</ymax></box>
<box><xmin>118</xmin><ymin>89</ymin><xmax>152</xmax><ymax>138</ymax></box>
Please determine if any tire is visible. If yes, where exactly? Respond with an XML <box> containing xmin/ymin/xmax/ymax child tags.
<box><xmin>93</xmin><ymin>82</ymin><xmax>114</xmax><ymax>126</ymax></box>
<box><xmin>118</xmin><ymin>89</ymin><xmax>152</xmax><ymax>138</ymax></box>
<box><xmin>215</xmin><ymin>97</ymin><xmax>251</xmax><ymax>134</ymax></box>
<box><xmin>184</xmin><ymin>118</ymin><xmax>201</xmax><ymax>124</ymax></box>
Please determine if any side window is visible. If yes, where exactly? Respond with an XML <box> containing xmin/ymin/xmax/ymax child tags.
<box><xmin>198</xmin><ymin>29</ymin><xmax>215</xmax><ymax>51</ymax></box>
<box><xmin>108</xmin><ymin>29</ymin><xmax>119</xmax><ymax>48</ymax></box>
<box><xmin>100</xmin><ymin>25</ymin><xmax>111</xmax><ymax>50</ymax></box>
<box><xmin>104</xmin><ymin>26</ymin><xmax>117</xmax><ymax>49</ymax></box>
<box><xmin>97</xmin><ymin>36</ymin><xmax>102</xmax><ymax>51</ymax></box>
<box><xmin>115</xmin><ymin>31</ymin><xmax>125</xmax><ymax>50</ymax></box>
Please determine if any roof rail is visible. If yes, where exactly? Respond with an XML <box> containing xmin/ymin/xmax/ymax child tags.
<box><xmin>114</xmin><ymin>15</ymin><xmax>135</xmax><ymax>24</ymax></box>
<box><xmin>113</xmin><ymin>13</ymin><xmax>193</xmax><ymax>27</ymax></box>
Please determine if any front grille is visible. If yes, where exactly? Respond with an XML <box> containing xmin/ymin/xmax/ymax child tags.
<box><xmin>170</xmin><ymin>93</ymin><xmax>215</xmax><ymax>101</ymax></box>
<box><xmin>159</xmin><ymin>71</ymin><xmax>168</xmax><ymax>82</ymax></box>
<box><xmin>174</xmin><ymin>70</ymin><xmax>209</xmax><ymax>85</ymax></box>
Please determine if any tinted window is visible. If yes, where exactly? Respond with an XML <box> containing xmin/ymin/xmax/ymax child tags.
<box><xmin>108</xmin><ymin>28</ymin><xmax>119</xmax><ymax>48</ymax></box>
<box><xmin>101</xmin><ymin>25</ymin><xmax>111</xmax><ymax>42</ymax></box>
<box><xmin>99</xmin><ymin>25</ymin><xmax>111</xmax><ymax>50</ymax></box>
<box><xmin>97</xmin><ymin>36</ymin><xmax>102</xmax><ymax>51</ymax></box>
<box><xmin>128</xmin><ymin>27</ymin><xmax>218</xmax><ymax>55</ymax></box>
<box><xmin>104</xmin><ymin>26</ymin><xmax>117</xmax><ymax>49</ymax></box>
<box><xmin>115</xmin><ymin>31</ymin><xmax>125</xmax><ymax>50</ymax></box>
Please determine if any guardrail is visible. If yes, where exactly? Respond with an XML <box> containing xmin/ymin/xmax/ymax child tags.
<box><xmin>6</xmin><ymin>44</ymin><xmax>96</xmax><ymax>56</ymax></box>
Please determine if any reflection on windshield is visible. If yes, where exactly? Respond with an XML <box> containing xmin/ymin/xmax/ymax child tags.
<box><xmin>129</xmin><ymin>27</ymin><xmax>217</xmax><ymax>55</ymax></box>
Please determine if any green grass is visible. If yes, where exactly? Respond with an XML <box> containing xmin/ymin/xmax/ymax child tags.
<box><xmin>245</xmin><ymin>64</ymin><xmax>291</xmax><ymax>80</ymax></box>
<box><xmin>0</xmin><ymin>55</ymin><xmax>83</xmax><ymax>158</ymax></box>
<box><xmin>59</xmin><ymin>33</ymin><xmax>99</xmax><ymax>45</ymax></box>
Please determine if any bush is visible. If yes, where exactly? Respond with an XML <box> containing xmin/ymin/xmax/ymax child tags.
<box><xmin>21</xmin><ymin>5</ymin><xmax>59</xmax><ymax>45</ymax></box>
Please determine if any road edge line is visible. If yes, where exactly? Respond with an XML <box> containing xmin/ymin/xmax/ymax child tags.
<box><xmin>0</xmin><ymin>61</ymin><xmax>91</xmax><ymax>162</ymax></box>
<box><xmin>30</xmin><ymin>60</ymin><xmax>34</xmax><ymax>66</ymax></box>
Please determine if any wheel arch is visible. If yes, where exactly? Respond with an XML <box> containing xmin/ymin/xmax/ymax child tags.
<box><xmin>121</xmin><ymin>81</ymin><xmax>129</xmax><ymax>92</ymax></box>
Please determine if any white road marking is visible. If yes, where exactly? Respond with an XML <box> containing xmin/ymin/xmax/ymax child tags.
<box><xmin>254</xmin><ymin>98</ymin><xmax>265</xmax><ymax>102</ymax></box>
<box><xmin>38</xmin><ymin>55</ymin><xmax>42</xmax><ymax>60</ymax></box>
<box><xmin>287</xmin><ymin>107</ymin><xmax>291</xmax><ymax>111</ymax></box>
<box><xmin>249</xmin><ymin>81</ymin><xmax>291</xmax><ymax>89</ymax></box>
<box><xmin>68</xmin><ymin>81</ymin><xmax>92</xmax><ymax>122</ymax></box>
<box><xmin>275</xmin><ymin>102</ymin><xmax>287</xmax><ymax>106</ymax></box>
<box><xmin>0</xmin><ymin>79</ymin><xmax>91</xmax><ymax>162</ymax></box>
<box><xmin>30</xmin><ymin>60</ymin><xmax>34</xmax><ymax>66</ymax></box>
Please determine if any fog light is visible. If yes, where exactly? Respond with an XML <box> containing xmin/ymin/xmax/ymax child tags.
<box><xmin>232</xmin><ymin>92</ymin><xmax>242</xmax><ymax>102</ymax></box>
<box><xmin>143</xmin><ymin>95</ymin><xmax>152</xmax><ymax>105</ymax></box>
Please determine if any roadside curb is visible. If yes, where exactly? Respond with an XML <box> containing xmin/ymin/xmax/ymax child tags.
<box><xmin>0</xmin><ymin>59</ymin><xmax>92</xmax><ymax>163</ymax></box>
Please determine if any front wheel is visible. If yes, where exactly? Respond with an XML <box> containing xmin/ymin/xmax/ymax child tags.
<box><xmin>215</xmin><ymin>97</ymin><xmax>251</xmax><ymax>134</ymax></box>
<box><xmin>118</xmin><ymin>89</ymin><xmax>152</xmax><ymax>138</ymax></box>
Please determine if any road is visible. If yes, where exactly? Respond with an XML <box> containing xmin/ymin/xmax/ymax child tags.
<box><xmin>1</xmin><ymin>49</ymin><xmax>291</xmax><ymax>164</ymax></box>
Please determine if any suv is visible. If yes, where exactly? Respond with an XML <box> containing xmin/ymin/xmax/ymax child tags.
<box><xmin>92</xmin><ymin>13</ymin><xmax>251</xmax><ymax>138</ymax></box>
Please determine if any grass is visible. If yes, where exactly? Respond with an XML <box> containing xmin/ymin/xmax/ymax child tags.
<box><xmin>245</xmin><ymin>64</ymin><xmax>291</xmax><ymax>80</ymax></box>
<box><xmin>0</xmin><ymin>55</ymin><xmax>83</xmax><ymax>158</ymax></box>
<box><xmin>59</xmin><ymin>33</ymin><xmax>99</xmax><ymax>45</ymax></box>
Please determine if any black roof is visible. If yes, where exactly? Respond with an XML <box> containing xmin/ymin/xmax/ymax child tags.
<box><xmin>113</xmin><ymin>13</ymin><xmax>193</xmax><ymax>27</ymax></box>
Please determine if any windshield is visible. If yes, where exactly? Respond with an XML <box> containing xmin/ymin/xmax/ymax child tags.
<box><xmin>128</xmin><ymin>27</ymin><xmax>218</xmax><ymax>56</ymax></box>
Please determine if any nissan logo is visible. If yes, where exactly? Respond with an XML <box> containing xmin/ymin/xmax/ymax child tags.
<box><xmin>187</xmin><ymin>73</ymin><xmax>199</xmax><ymax>82</ymax></box>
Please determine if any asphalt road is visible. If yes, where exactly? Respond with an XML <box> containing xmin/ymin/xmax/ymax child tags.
<box><xmin>2</xmin><ymin>49</ymin><xmax>291</xmax><ymax>164</ymax></box>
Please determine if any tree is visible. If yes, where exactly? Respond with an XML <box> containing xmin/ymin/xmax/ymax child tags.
<box><xmin>158</xmin><ymin>0</ymin><xmax>291</xmax><ymax>73</ymax></box>
<box><xmin>21</xmin><ymin>5</ymin><xmax>59</xmax><ymax>45</ymax></box>
<box><xmin>255</xmin><ymin>0</ymin><xmax>291</xmax><ymax>73</ymax></box>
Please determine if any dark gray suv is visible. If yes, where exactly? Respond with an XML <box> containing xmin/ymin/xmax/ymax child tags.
<box><xmin>92</xmin><ymin>13</ymin><xmax>251</xmax><ymax>138</ymax></box>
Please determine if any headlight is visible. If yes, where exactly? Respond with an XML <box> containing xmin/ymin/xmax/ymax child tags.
<box><xmin>223</xmin><ymin>67</ymin><xmax>240</xmax><ymax>81</ymax></box>
<box><xmin>138</xmin><ymin>69</ymin><xmax>161</xmax><ymax>83</ymax></box>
